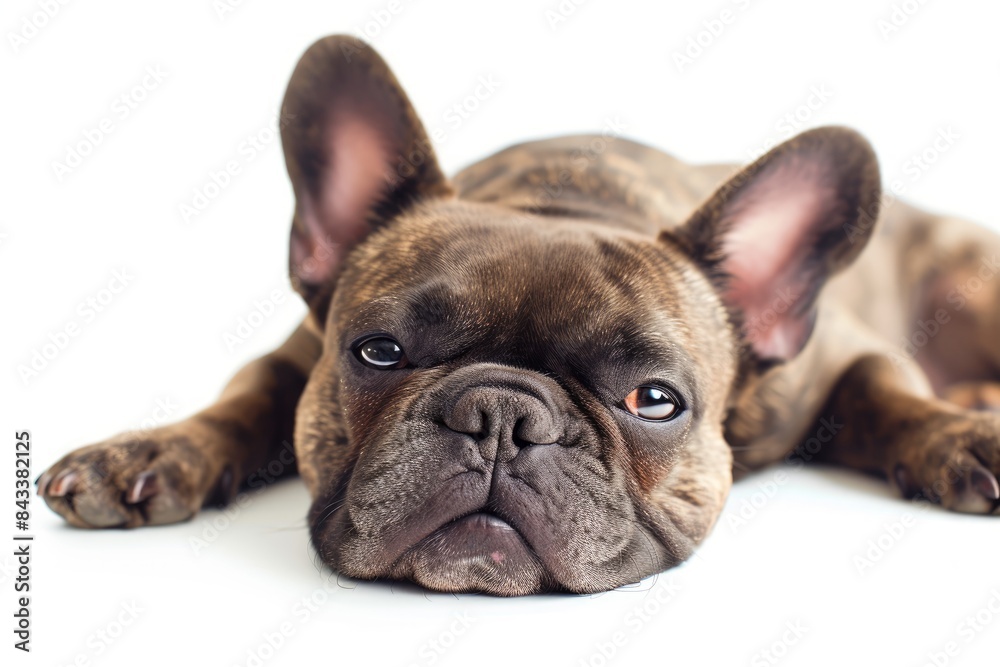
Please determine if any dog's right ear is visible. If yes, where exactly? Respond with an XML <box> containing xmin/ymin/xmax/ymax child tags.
<box><xmin>280</xmin><ymin>35</ymin><xmax>452</xmax><ymax>321</ymax></box>
<box><xmin>668</xmin><ymin>127</ymin><xmax>881</xmax><ymax>365</ymax></box>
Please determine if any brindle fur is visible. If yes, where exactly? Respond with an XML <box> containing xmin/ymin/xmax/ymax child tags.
<box><xmin>40</xmin><ymin>36</ymin><xmax>1000</xmax><ymax>595</ymax></box>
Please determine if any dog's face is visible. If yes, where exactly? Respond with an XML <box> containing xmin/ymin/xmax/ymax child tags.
<box><xmin>281</xmin><ymin>37</ymin><xmax>880</xmax><ymax>595</ymax></box>
<box><xmin>303</xmin><ymin>207</ymin><xmax>738</xmax><ymax>594</ymax></box>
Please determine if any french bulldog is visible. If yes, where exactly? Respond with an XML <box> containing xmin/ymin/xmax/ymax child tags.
<box><xmin>39</xmin><ymin>35</ymin><xmax>1000</xmax><ymax>595</ymax></box>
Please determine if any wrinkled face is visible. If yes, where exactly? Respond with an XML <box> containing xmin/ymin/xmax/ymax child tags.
<box><xmin>280</xmin><ymin>37</ymin><xmax>880</xmax><ymax>595</ymax></box>
<box><xmin>297</xmin><ymin>204</ymin><xmax>738</xmax><ymax>595</ymax></box>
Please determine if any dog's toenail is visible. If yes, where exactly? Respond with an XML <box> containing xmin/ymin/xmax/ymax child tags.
<box><xmin>970</xmin><ymin>466</ymin><xmax>1000</xmax><ymax>501</ymax></box>
<box><xmin>49</xmin><ymin>471</ymin><xmax>78</xmax><ymax>497</ymax></box>
<box><xmin>127</xmin><ymin>471</ymin><xmax>159</xmax><ymax>504</ymax></box>
<box><xmin>36</xmin><ymin>471</ymin><xmax>52</xmax><ymax>496</ymax></box>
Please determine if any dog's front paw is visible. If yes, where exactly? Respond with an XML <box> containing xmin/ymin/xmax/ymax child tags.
<box><xmin>891</xmin><ymin>411</ymin><xmax>1000</xmax><ymax>514</ymax></box>
<box><xmin>38</xmin><ymin>423</ymin><xmax>231</xmax><ymax>528</ymax></box>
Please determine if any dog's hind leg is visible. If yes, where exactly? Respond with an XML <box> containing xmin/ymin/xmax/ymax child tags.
<box><xmin>904</xmin><ymin>219</ymin><xmax>1000</xmax><ymax>397</ymax></box>
<box><xmin>942</xmin><ymin>382</ymin><xmax>1000</xmax><ymax>412</ymax></box>
<box><xmin>38</xmin><ymin>321</ymin><xmax>321</xmax><ymax>528</ymax></box>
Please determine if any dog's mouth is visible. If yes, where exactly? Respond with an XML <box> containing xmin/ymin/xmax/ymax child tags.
<box><xmin>447</xmin><ymin>509</ymin><xmax>515</xmax><ymax>532</ymax></box>
<box><xmin>414</xmin><ymin>507</ymin><xmax>532</xmax><ymax>565</ymax></box>
<box><xmin>387</xmin><ymin>508</ymin><xmax>551</xmax><ymax>595</ymax></box>
<box><xmin>434</xmin><ymin>510</ymin><xmax>521</xmax><ymax>552</ymax></box>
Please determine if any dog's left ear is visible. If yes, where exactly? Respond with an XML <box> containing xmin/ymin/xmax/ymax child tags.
<box><xmin>669</xmin><ymin>126</ymin><xmax>881</xmax><ymax>363</ymax></box>
<box><xmin>280</xmin><ymin>35</ymin><xmax>453</xmax><ymax>320</ymax></box>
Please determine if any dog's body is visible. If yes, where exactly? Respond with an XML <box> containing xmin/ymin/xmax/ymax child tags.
<box><xmin>40</xmin><ymin>36</ymin><xmax>1000</xmax><ymax>595</ymax></box>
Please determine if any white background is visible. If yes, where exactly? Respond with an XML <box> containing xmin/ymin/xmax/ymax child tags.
<box><xmin>3</xmin><ymin>0</ymin><xmax>1000</xmax><ymax>665</ymax></box>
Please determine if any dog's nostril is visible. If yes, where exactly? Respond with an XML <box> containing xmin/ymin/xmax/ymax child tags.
<box><xmin>473</xmin><ymin>410</ymin><xmax>490</xmax><ymax>441</ymax></box>
<box><xmin>442</xmin><ymin>403</ymin><xmax>492</xmax><ymax>441</ymax></box>
<box><xmin>512</xmin><ymin>417</ymin><xmax>555</xmax><ymax>447</ymax></box>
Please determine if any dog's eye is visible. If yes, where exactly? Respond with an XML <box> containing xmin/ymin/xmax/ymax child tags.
<box><xmin>354</xmin><ymin>336</ymin><xmax>408</xmax><ymax>370</ymax></box>
<box><xmin>623</xmin><ymin>385</ymin><xmax>680</xmax><ymax>421</ymax></box>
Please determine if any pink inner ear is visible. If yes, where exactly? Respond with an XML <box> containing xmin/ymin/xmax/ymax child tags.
<box><xmin>295</xmin><ymin>115</ymin><xmax>392</xmax><ymax>285</ymax></box>
<box><xmin>719</xmin><ymin>162</ymin><xmax>833</xmax><ymax>359</ymax></box>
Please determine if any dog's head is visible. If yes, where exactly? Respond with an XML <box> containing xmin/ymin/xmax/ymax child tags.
<box><xmin>284</xmin><ymin>37</ymin><xmax>881</xmax><ymax>595</ymax></box>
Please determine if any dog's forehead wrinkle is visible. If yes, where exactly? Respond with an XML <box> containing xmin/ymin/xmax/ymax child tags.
<box><xmin>342</xmin><ymin>233</ymin><xmax>713</xmax><ymax>395</ymax></box>
<box><xmin>358</xmin><ymin>216</ymin><xmax>661</xmax><ymax>308</ymax></box>
<box><xmin>348</xmin><ymin>294</ymin><xmax>404</xmax><ymax>321</ymax></box>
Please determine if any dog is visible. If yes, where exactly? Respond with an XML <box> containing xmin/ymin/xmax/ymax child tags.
<box><xmin>38</xmin><ymin>35</ymin><xmax>1000</xmax><ymax>596</ymax></box>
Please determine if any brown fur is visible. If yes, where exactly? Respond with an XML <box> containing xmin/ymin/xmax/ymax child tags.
<box><xmin>39</xmin><ymin>35</ymin><xmax>1000</xmax><ymax>595</ymax></box>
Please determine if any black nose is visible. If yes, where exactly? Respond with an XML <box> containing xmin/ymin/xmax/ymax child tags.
<box><xmin>442</xmin><ymin>369</ymin><xmax>563</xmax><ymax>449</ymax></box>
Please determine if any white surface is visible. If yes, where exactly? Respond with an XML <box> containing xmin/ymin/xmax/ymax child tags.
<box><xmin>3</xmin><ymin>0</ymin><xmax>1000</xmax><ymax>665</ymax></box>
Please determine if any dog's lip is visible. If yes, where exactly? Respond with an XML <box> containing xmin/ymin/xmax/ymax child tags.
<box><xmin>391</xmin><ymin>505</ymin><xmax>549</xmax><ymax>594</ymax></box>
<box><xmin>447</xmin><ymin>510</ymin><xmax>516</xmax><ymax>532</ymax></box>
<box><xmin>392</xmin><ymin>507</ymin><xmax>528</xmax><ymax>567</ymax></box>
<box><xmin>407</xmin><ymin>507</ymin><xmax>540</xmax><ymax>573</ymax></box>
